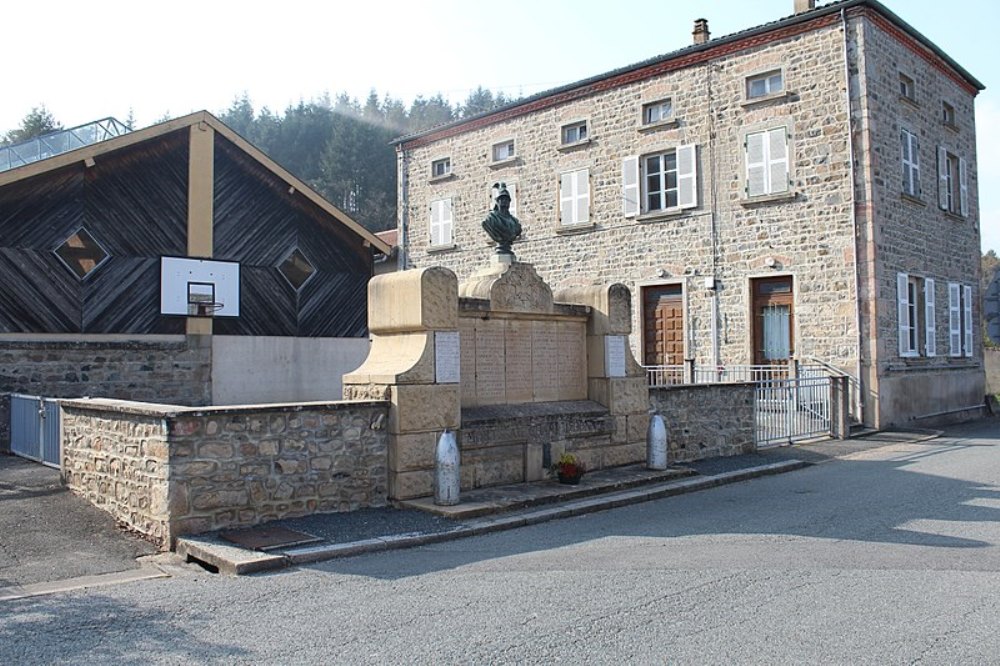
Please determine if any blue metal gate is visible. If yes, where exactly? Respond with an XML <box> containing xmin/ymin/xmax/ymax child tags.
<box><xmin>10</xmin><ymin>394</ymin><xmax>60</xmax><ymax>467</ymax></box>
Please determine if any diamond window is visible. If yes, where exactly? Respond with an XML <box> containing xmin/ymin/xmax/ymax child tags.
<box><xmin>54</xmin><ymin>228</ymin><xmax>109</xmax><ymax>279</ymax></box>
<box><xmin>278</xmin><ymin>248</ymin><xmax>316</xmax><ymax>290</ymax></box>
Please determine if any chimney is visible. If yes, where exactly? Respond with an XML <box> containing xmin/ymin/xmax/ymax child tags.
<box><xmin>692</xmin><ymin>18</ymin><xmax>710</xmax><ymax>45</ymax></box>
<box><xmin>794</xmin><ymin>0</ymin><xmax>816</xmax><ymax>13</ymax></box>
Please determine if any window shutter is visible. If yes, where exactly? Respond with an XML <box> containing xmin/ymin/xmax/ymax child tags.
<box><xmin>576</xmin><ymin>168</ymin><xmax>590</xmax><ymax>224</ymax></box>
<box><xmin>677</xmin><ymin>144</ymin><xmax>698</xmax><ymax>209</ymax></box>
<box><xmin>897</xmin><ymin>272</ymin><xmax>910</xmax><ymax>356</ymax></box>
<box><xmin>924</xmin><ymin>278</ymin><xmax>936</xmax><ymax>357</ymax></box>
<box><xmin>429</xmin><ymin>199</ymin><xmax>452</xmax><ymax>247</ymax></box>
<box><xmin>622</xmin><ymin>156</ymin><xmax>639</xmax><ymax>217</ymax></box>
<box><xmin>959</xmin><ymin>157</ymin><xmax>968</xmax><ymax>217</ymax></box>
<box><xmin>429</xmin><ymin>200</ymin><xmax>442</xmax><ymax>246</ymax></box>
<box><xmin>901</xmin><ymin>129</ymin><xmax>911</xmax><ymax>194</ymax></box>
<box><xmin>912</xmin><ymin>134</ymin><xmax>921</xmax><ymax>196</ymax></box>
<box><xmin>507</xmin><ymin>182</ymin><xmax>518</xmax><ymax>217</ymax></box>
<box><xmin>964</xmin><ymin>284</ymin><xmax>973</xmax><ymax>356</ymax></box>
<box><xmin>768</xmin><ymin>128</ymin><xmax>789</xmax><ymax>194</ymax></box>
<box><xmin>938</xmin><ymin>146</ymin><xmax>949</xmax><ymax>210</ymax></box>
<box><xmin>746</xmin><ymin>132</ymin><xmax>766</xmax><ymax>197</ymax></box>
<box><xmin>948</xmin><ymin>282</ymin><xmax>961</xmax><ymax>356</ymax></box>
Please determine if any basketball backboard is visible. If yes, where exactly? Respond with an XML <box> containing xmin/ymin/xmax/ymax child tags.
<box><xmin>160</xmin><ymin>257</ymin><xmax>240</xmax><ymax>317</ymax></box>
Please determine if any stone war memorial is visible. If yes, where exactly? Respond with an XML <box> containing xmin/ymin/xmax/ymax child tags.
<box><xmin>344</xmin><ymin>183</ymin><xmax>650</xmax><ymax>500</ymax></box>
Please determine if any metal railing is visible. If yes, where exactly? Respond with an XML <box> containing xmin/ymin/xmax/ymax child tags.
<box><xmin>0</xmin><ymin>117</ymin><xmax>130</xmax><ymax>173</ymax></box>
<box><xmin>755</xmin><ymin>376</ymin><xmax>832</xmax><ymax>447</ymax></box>
<box><xmin>644</xmin><ymin>362</ymin><xmax>791</xmax><ymax>387</ymax></box>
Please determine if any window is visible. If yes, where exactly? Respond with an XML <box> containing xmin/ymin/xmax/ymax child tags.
<box><xmin>901</xmin><ymin>128</ymin><xmax>920</xmax><ymax>197</ymax></box>
<box><xmin>937</xmin><ymin>147</ymin><xmax>967</xmax><ymax>216</ymax></box>
<box><xmin>942</xmin><ymin>101</ymin><xmax>956</xmax><ymax>126</ymax></box>
<box><xmin>951</xmin><ymin>283</ymin><xmax>974</xmax><ymax>356</ymax></box>
<box><xmin>278</xmin><ymin>248</ymin><xmax>316</xmax><ymax>291</ymax></box>
<box><xmin>492</xmin><ymin>140</ymin><xmax>515</xmax><ymax>162</ymax></box>
<box><xmin>431</xmin><ymin>158</ymin><xmax>451</xmax><ymax>178</ymax></box>
<box><xmin>559</xmin><ymin>168</ymin><xmax>590</xmax><ymax>226</ymax></box>
<box><xmin>642</xmin><ymin>99</ymin><xmax>672</xmax><ymax>125</ymax></box>
<box><xmin>561</xmin><ymin>121</ymin><xmax>587</xmax><ymax>145</ymax></box>
<box><xmin>898</xmin><ymin>273</ymin><xmax>935</xmax><ymax>357</ymax></box>
<box><xmin>746</xmin><ymin>70</ymin><xmax>783</xmax><ymax>99</ymax></box>
<box><xmin>899</xmin><ymin>73</ymin><xmax>915</xmax><ymax>101</ymax></box>
<box><xmin>745</xmin><ymin>128</ymin><xmax>789</xmax><ymax>197</ymax></box>
<box><xmin>54</xmin><ymin>228</ymin><xmax>109</xmax><ymax>279</ymax></box>
<box><xmin>621</xmin><ymin>145</ymin><xmax>697</xmax><ymax>217</ymax></box>
<box><xmin>429</xmin><ymin>198</ymin><xmax>453</xmax><ymax>247</ymax></box>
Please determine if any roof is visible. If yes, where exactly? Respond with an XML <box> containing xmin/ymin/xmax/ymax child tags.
<box><xmin>395</xmin><ymin>0</ymin><xmax>984</xmax><ymax>149</ymax></box>
<box><xmin>0</xmin><ymin>111</ymin><xmax>391</xmax><ymax>257</ymax></box>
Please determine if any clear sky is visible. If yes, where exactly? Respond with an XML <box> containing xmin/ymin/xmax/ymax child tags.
<box><xmin>5</xmin><ymin>0</ymin><xmax>997</xmax><ymax>253</ymax></box>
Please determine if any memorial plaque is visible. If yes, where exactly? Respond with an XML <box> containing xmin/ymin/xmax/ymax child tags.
<box><xmin>434</xmin><ymin>331</ymin><xmax>460</xmax><ymax>384</ymax></box>
<box><xmin>605</xmin><ymin>335</ymin><xmax>627</xmax><ymax>378</ymax></box>
<box><xmin>531</xmin><ymin>320</ymin><xmax>561</xmax><ymax>402</ymax></box>
<box><xmin>557</xmin><ymin>322</ymin><xmax>587</xmax><ymax>400</ymax></box>
<box><xmin>459</xmin><ymin>319</ymin><xmax>477</xmax><ymax>406</ymax></box>
<box><xmin>475</xmin><ymin>319</ymin><xmax>507</xmax><ymax>405</ymax></box>
<box><xmin>504</xmin><ymin>320</ymin><xmax>533</xmax><ymax>403</ymax></box>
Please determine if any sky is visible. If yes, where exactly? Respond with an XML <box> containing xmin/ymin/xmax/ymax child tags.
<box><xmin>5</xmin><ymin>0</ymin><xmax>998</xmax><ymax>253</ymax></box>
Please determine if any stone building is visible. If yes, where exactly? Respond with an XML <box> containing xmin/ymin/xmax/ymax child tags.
<box><xmin>393</xmin><ymin>0</ymin><xmax>985</xmax><ymax>429</ymax></box>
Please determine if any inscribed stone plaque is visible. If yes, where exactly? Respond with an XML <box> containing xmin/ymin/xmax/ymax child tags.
<box><xmin>435</xmin><ymin>331</ymin><xmax>460</xmax><ymax>384</ymax></box>
<box><xmin>557</xmin><ymin>322</ymin><xmax>587</xmax><ymax>400</ymax></box>
<box><xmin>504</xmin><ymin>320</ymin><xmax>533</xmax><ymax>403</ymax></box>
<box><xmin>531</xmin><ymin>320</ymin><xmax>560</xmax><ymax>402</ymax></box>
<box><xmin>605</xmin><ymin>335</ymin><xmax>627</xmax><ymax>378</ymax></box>
<box><xmin>475</xmin><ymin>319</ymin><xmax>506</xmax><ymax>405</ymax></box>
<box><xmin>459</xmin><ymin>319</ymin><xmax>477</xmax><ymax>407</ymax></box>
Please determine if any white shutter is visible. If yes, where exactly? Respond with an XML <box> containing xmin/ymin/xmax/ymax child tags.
<box><xmin>938</xmin><ymin>146</ymin><xmax>949</xmax><ymax>210</ymax></box>
<box><xmin>897</xmin><ymin>272</ymin><xmax>910</xmax><ymax>356</ymax></box>
<box><xmin>507</xmin><ymin>182</ymin><xmax>518</xmax><ymax>217</ymax></box>
<box><xmin>924</xmin><ymin>278</ymin><xmax>936</xmax><ymax>357</ymax></box>
<box><xmin>676</xmin><ymin>144</ymin><xmax>698</xmax><ymax>209</ymax></box>
<box><xmin>560</xmin><ymin>172</ymin><xmax>573</xmax><ymax>225</ymax></box>
<box><xmin>768</xmin><ymin>128</ymin><xmax>789</xmax><ymax>194</ymax></box>
<box><xmin>746</xmin><ymin>132</ymin><xmax>767</xmax><ymax>197</ymax></box>
<box><xmin>429</xmin><ymin>198</ymin><xmax>452</xmax><ymax>246</ymax></box>
<box><xmin>959</xmin><ymin>157</ymin><xmax>968</xmax><ymax>217</ymax></box>
<box><xmin>576</xmin><ymin>168</ymin><xmax>590</xmax><ymax>224</ymax></box>
<box><xmin>949</xmin><ymin>282</ymin><xmax>961</xmax><ymax>356</ymax></box>
<box><xmin>964</xmin><ymin>284</ymin><xmax>973</xmax><ymax>356</ymax></box>
<box><xmin>429</xmin><ymin>200</ymin><xmax>442</xmax><ymax>246</ymax></box>
<box><xmin>622</xmin><ymin>156</ymin><xmax>639</xmax><ymax>217</ymax></box>
<box><xmin>901</xmin><ymin>129</ymin><xmax>911</xmax><ymax>195</ymax></box>
<box><xmin>912</xmin><ymin>134</ymin><xmax>921</xmax><ymax>196</ymax></box>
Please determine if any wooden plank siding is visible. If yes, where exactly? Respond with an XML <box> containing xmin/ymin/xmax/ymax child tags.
<box><xmin>212</xmin><ymin>136</ymin><xmax>371</xmax><ymax>337</ymax></box>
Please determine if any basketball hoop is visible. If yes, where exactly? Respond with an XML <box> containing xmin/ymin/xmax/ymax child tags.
<box><xmin>188</xmin><ymin>301</ymin><xmax>224</xmax><ymax>317</ymax></box>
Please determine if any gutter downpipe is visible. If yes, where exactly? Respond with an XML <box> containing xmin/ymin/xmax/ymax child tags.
<box><xmin>397</xmin><ymin>145</ymin><xmax>410</xmax><ymax>271</ymax></box>
<box><xmin>842</xmin><ymin>7</ymin><xmax>865</xmax><ymax>425</ymax></box>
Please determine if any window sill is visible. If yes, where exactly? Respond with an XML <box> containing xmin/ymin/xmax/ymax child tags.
<box><xmin>557</xmin><ymin>138</ymin><xmax>592</xmax><ymax>152</ymax></box>
<box><xmin>637</xmin><ymin>119</ymin><xmax>680</xmax><ymax>133</ymax></box>
<box><xmin>427</xmin><ymin>243</ymin><xmax>457</xmax><ymax>254</ymax></box>
<box><xmin>943</xmin><ymin>209</ymin><xmax>966</xmax><ymax>222</ymax></box>
<box><xmin>555</xmin><ymin>221</ymin><xmax>595</xmax><ymax>235</ymax></box>
<box><xmin>943</xmin><ymin>121</ymin><xmax>960</xmax><ymax>133</ymax></box>
<box><xmin>740</xmin><ymin>91</ymin><xmax>793</xmax><ymax>109</ymax></box>
<box><xmin>429</xmin><ymin>173</ymin><xmax>457</xmax><ymax>183</ymax></box>
<box><xmin>636</xmin><ymin>208</ymin><xmax>697</xmax><ymax>224</ymax></box>
<box><xmin>489</xmin><ymin>157</ymin><xmax>518</xmax><ymax>169</ymax></box>
<box><xmin>899</xmin><ymin>95</ymin><xmax>920</xmax><ymax>110</ymax></box>
<box><xmin>900</xmin><ymin>192</ymin><xmax>925</xmax><ymax>208</ymax></box>
<box><xmin>740</xmin><ymin>191</ymin><xmax>797</xmax><ymax>207</ymax></box>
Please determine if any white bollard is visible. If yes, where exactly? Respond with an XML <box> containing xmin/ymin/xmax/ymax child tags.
<box><xmin>647</xmin><ymin>414</ymin><xmax>668</xmax><ymax>470</ymax></box>
<box><xmin>434</xmin><ymin>429</ymin><xmax>460</xmax><ymax>506</ymax></box>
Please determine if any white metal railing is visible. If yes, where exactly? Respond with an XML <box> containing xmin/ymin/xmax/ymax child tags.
<box><xmin>644</xmin><ymin>363</ymin><xmax>790</xmax><ymax>387</ymax></box>
<box><xmin>755</xmin><ymin>376</ymin><xmax>832</xmax><ymax>447</ymax></box>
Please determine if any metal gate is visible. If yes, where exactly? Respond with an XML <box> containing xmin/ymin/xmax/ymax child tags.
<box><xmin>755</xmin><ymin>376</ymin><xmax>831</xmax><ymax>447</ymax></box>
<box><xmin>10</xmin><ymin>394</ymin><xmax>61</xmax><ymax>467</ymax></box>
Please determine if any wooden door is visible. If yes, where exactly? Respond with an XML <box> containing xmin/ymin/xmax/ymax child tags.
<box><xmin>642</xmin><ymin>285</ymin><xmax>684</xmax><ymax>366</ymax></box>
<box><xmin>752</xmin><ymin>276</ymin><xmax>794</xmax><ymax>366</ymax></box>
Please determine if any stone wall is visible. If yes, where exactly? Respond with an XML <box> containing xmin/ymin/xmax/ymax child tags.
<box><xmin>0</xmin><ymin>334</ymin><xmax>211</xmax><ymax>451</ymax></box>
<box><xmin>650</xmin><ymin>384</ymin><xmax>756</xmax><ymax>462</ymax></box>
<box><xmin>61</xmin><ymin>398</ymin><xmax>389</xmax><ymax>548</ymax></box>
<box><xmin>983</xmin><ymin>348</ymin><xmax>999</xmax><ymax>396</ymax></box>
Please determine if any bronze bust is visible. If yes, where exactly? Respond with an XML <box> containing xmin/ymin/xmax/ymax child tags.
<box><xmin>482</xmin><ymin>182</ymin><xmax>522</xmax><ymax>257</ymax></box>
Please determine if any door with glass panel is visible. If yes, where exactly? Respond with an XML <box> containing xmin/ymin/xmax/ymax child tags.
<box><xmin>752</xmin><ymin>276</ymin><xmax>794</xmax><ymax>368</ymax></box>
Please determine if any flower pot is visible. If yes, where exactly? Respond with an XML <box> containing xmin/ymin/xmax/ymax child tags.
<box><xmin>557</xmin><ymin>472</ymin><xmax>583</xmax><ymax>485</ymax></box>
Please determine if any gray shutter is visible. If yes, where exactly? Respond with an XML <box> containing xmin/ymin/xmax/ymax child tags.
<box><xmin>560</xmin><ymin>172</ymin><xmax>573</xmax><ymax>225</ymax></box>
<box><xmin>964</xmin><ymin>284</ymin><xmax>973</xmax><ymax>356</ymax></box>
<box><xmin>949</xmin><ymin>282</ymin><xmax>961</xmax><ymax>356</ymax></box>
<box><xmin>938</xmin><ymin>146</ymin><xmax>949</xmax><ymax>210</ymax></box>
<box><xmin>897</xmin><ymin>272</ymin><xmax>910</xmax><ymax>356</ymax></box>
<box><xmin>746</xmin><ymin>132</ymin><xmax>767</xmax><ymax>197</ymax></box>
<box><xmin>442</xmin><ymin>198</ymin><xmax>453</xmax><ymax>245</ymax></box>
<box><xmin>576</xmin><ymin>168</ymin><xmax>590</xmax><ymax>224</ymax></box>
<box><xmin>959</xmin><ymin>157</ymin><xmax>968</xmax><ymax>217</ymax></box>
<box><xmin>429</xmin><ymin>200</ymin><xmax>442</xmax><ymax>246</ymax></box>
<box><xmin>924</xmin><ymin>278</ymin><xmax>936</xmax><ymax>357</ymax></box>
<box><xmin>677</xmin><ymin>144</ymin><xmax>697</xmax><ymax>209</ymax></box>
<box><xmin>768</xmin><ymin>128</ymin><xmax>789</xmax><ymax>194</ymax></box>
<box><xmin>622</xmin><ymin>156</ymin><xmax>639</xmax><ymax>217</ymax></box>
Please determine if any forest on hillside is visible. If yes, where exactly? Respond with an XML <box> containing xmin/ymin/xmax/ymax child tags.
<box><xmin>2</xmin><ymin>86</ymin><xmax>518</xmax><ymax>232</ymax></box>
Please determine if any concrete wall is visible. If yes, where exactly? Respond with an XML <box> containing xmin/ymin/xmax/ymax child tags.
<box><xmin>61</xmin><ymin>398</ymin><xmax>389</xmax><ymax>549</ymax></box>
<box><xmin>650</xmin><ymin>383</ymin><xmax>756</xmax><ymax>462</ymax></box>
<box><xmin>211</xmin><ymin>336</ymin><xmax>369</xmax><ymax>404</ymax></box>
<box><xmin>984</xmin><ymin>348</ymin><xmax>1000</xmax><ymax>395</ymax></box>
<box><xmin>0</xmin><ymin>334</ymin><xmax>211</xmax><ymax>451</ymax></box>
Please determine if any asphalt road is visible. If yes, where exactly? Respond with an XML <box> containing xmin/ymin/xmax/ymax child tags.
<box><xmin>2</xmin><ymin>419</ymin><xmax>999</xmax><ymax>665</ymax></box>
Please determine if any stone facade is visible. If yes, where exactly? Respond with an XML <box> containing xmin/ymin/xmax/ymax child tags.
<box><xmin>650</xmin><ymin>384</ymin><xmax>756</xmax><ymax>462</ymax></box>
<box><xmin>394</xmin><ymin>3</ymin><xmax>985</xmax><ymax>429</ymax></box>
<box><xmin>61</xmin><ymin>398</ymin><xmax>388</xmax><ymax>548</ymax></box>
<box><xmin>0</xmin><ymin>335</ymin><xmax>211</xmax><ymax>451</ymax></box>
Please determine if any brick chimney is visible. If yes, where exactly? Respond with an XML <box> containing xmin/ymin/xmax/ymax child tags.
<box><xmin>794</xmin><ymin>0</ymin><xmax>816</xmax><ymax>13</ymax></box>
<box><xmin>692</xmin><ymin>18</ymin><xmax>710</xmax><ymax>45</ymax></box>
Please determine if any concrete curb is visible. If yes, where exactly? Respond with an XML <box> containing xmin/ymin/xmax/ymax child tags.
<box><xmin>177</xmin><ymin>459</ymin><xmax>810</xmax><ymax>575</ymax></box>
<box><xmin>0</xmin><ymin>566</ymin><xmax>169</xmax><ymax>602</ymax></box>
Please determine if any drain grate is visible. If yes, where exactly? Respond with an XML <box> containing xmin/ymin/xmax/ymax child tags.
<box><xmin>219</xmin><ymin>526</ymin><xmax>322</xmax><ymax>551</ymax></box>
